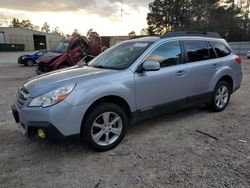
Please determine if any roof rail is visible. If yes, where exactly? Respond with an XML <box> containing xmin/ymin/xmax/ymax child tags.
<box><xmin>161</xmin><ymin>31</ymin><xmax>221</xmax><ymax>39</ymax></box>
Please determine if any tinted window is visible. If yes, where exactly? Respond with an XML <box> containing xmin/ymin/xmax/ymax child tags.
<box><xmin>207</xmin><ymin>42</ymin><xmax>217</xmax><ymax>59</ymax></box>
<box><xmin>36</xmin><ymin>51</ymin><xmax>44</xmax><ymax>56</ymax></box>
<box><xmin>211</xmin><ymin>42</ymin><xmax>231</xmax><ymax>57</ymax></box>
<box><xmin>184</xmin><ymin>40</ymin><xmax>214</xmax><ymax>62</ymax></box>
<box><xmin>146</xmin><ymin>41</ymin><xmax>181</xmax><ymax>67</ymax></box>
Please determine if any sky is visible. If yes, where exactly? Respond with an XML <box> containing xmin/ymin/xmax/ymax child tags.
<box><xmin>0</xmin><ymin>0</ymin><xmax>152</xmax><ymax>36</ymax></box>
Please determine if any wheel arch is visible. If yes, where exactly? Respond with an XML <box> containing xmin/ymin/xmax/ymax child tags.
<box><xmin>217</xmin><ymin>75</ymin><xmax>234</xmax><ymax>93</ymax></box>
<box><xmin>80</xmin><ymin>95</ymin><xmax>132</xmax><ymax>134</ymax></box>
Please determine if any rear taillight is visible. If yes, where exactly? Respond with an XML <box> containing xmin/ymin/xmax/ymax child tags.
<box><xmin>235</xmin><ymin>56</ymin><xmax>241</xmax><ymax>64</ymax></box>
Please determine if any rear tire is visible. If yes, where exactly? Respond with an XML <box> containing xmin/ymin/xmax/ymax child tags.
<box><xmin>81</xmin><ymin>103</ymin><xmax>128</xmax><ymax>151</ymax></box>
<box><xmin>208</xmin><ymin>81</ymin><xmax>231</xmax><ymax>112</ymax></box>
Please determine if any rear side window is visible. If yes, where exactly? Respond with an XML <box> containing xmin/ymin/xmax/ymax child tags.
<box><xmin>146</xmin><ymin>41</ymin><xmax>181</xmax><ymax>67</ymax></box>
<box><xmin>183</xmin><ymin>40</ymin><xmax>215</xmax><ymax>63</ymax></box>
<box><xmin>211</xmin><ymin>41</ymin><xmax>231</xmax><ymax>57</ymax></box>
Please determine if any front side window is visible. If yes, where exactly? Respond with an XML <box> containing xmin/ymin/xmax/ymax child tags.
<box><xmin>211</xmin><ymin>41</ymin><xmax>231</xmax><ymax>57</ymax></box>
<box><xmin>89</xmin><ymin>41</ymin><xmax>152</xmax><ymax>70</ymax></box>
<box><xmin>184</xmin><ymin>40</ymin><xmax>213</xmax><ymax>62</ymax></box>
<box><xmin>36</xmin><ymin>51</ymin><xmax>44</xmax><ymax>56</ymax></box>
<box><xmin>146</xmin><ymin>41</ymin><xmax>181</xmax><ymax>67</ymax></box>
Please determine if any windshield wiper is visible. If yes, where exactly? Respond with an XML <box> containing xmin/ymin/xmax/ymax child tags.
<box><xmin>92</xmin><ymin>65</ymin><xmax>122</xmax><ymax>70</ymax></box>
<box><xmin>93</xmin><ymin>65</ymin><xmax>107</xmax><ymax>69</ymax></box>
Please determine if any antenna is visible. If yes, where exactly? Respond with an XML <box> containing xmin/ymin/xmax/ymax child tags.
<box><xmin>121</xmin><ymin>0</ymin><xmax>123</xmax><ymax>24</ymax></box>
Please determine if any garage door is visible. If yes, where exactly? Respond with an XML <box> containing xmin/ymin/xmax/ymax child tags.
<box><xmin>33</xmin><ymin>35</ymin><xmax>47</xmax><ymax>50</ymax></box>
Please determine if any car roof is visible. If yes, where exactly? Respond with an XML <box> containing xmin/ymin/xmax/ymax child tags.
<box><xmin>128</xmin><ymin>36</ymin><xmax>160</xmax><ymax>43</ymax></box>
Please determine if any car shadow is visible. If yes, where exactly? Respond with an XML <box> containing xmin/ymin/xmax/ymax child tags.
<box><xmin>18</xmin><ymin>104</ymin><xmax>211</xmax><ymax>155</ymax></box>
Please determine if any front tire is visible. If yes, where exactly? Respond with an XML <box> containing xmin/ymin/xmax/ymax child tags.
<box><xmin>82</xmin><ymin>103</ymin><xmax>128</xmax><ymax>151</ymax></box>
<box><xmin>25</xmin><ymin>60</ymin><xmax>34</xmax><ymax>66</ymax></box>
<box><xmin>209</xmin><ymin>81</ymin><xmax>231</xmax><ymax>112</ymax></box>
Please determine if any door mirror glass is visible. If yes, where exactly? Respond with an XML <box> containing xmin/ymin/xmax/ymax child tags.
<box><xmin>143</xmin><ymin>60</ymin><xmax>160</xmax><ymax>71</ymax></box>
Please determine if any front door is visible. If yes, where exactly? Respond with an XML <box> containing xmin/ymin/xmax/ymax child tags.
<box><xmin>135</xmin><ymin>41</ymin><xmax>188</xmax><ymax>112</ymax></box>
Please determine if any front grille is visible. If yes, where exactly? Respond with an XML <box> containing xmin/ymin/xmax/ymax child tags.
<box><xmin>17</xmin><ymin>86</ymin><xmax>29</xmax><ymax>106</ymax></box>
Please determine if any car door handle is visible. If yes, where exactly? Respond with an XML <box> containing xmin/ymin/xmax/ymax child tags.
<box><xmin>212</xmin><ymin>64</ymin><xmax>218</xmax><ymax>69</ymax></box>
<box><xmin>175</xmin><ymin>70</ymin><xmax>187</xmax><ymax>77</ymax></box>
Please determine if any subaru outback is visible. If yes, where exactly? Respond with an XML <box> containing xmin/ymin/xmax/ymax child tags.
<box><xmin>12</xmin><ymin>32</ymin><xmax>242</xmax><ymax>151</ymax></box>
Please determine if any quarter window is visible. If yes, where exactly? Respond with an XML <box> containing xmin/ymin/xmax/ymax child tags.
<box><xmin>146</xmin><ymin>41</ymin><xmax>181</xmax><ymax>67</ymax></box>
<box><xmin>211</xmin><ymin>42</ymin><xmax>231</xmax><ymax>57</ymax></box>
<box><xmin>184</xmin><ymin>40</ymin><xmax>214</xmax><ymax>63</ymax></box>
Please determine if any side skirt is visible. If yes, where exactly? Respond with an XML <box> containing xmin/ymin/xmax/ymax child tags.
<box><xmin>130</xmin><ymin>92</ymin><xmax>212</xmax><ymax>125</ymax></box>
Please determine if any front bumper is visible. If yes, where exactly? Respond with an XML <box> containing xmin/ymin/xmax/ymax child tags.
<box><xmin>12</xmin><ymin>99</ymin><xmax>90</xmax><ymax>141</ymax></box>
<box><xmin>18</xmin><ymin>58</ymin><xmax>25</xmax><ymax>64</ymax></box>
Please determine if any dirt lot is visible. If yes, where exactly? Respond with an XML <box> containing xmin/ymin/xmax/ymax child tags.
<box><xmin>0</xmin><ymin>53</ymin><xmax>249</xmax><ymax>188</ymax></box>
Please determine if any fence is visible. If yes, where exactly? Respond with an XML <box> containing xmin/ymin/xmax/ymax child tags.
<box><xmin>229</xmin><ymin>42</ymin><xmax>250</xmax><ymax>55</ymax></box>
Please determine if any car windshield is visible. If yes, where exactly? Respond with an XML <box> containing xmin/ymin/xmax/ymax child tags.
<box><xmin>56</xmin><ymin>41</ymin><xmax>69</xmax><ymax>53</ymax></box>
<box><xmin>88</xmin><ymin>41</ymin><xmax>152</xmax><ymax>70</ymax></box>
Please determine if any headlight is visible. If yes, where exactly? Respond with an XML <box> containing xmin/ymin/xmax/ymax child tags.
<box><xmin>22</xmin><ymin>56</ymin><xmax>25</xmax><ymax>59</ymax></box>
<box><xmin>28</xmin><ymin>84</ymin><xmax>76</xmax><ymax>107</ymax></box>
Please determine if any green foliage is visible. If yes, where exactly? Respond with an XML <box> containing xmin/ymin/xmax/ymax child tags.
<box><xmin>0</xmin><ymin>14</ymin><xmax>9</xmax><ymax>26</ymax></box>
<box><xmin>128</xmin><ymin>31</ymin><xmax>136</xmax><ymax>36</ymax></box>
<box><xmin>41</xmin><ymin>22</ymin><xmax>50</xmax><ymax>33</ymax></box>
<box><xmin>72</xmin><ymin>28</ymin><xmax>80</xmax><ymax>36</ymax></box>
<box><xmin>140</xmin><ymin>28</ymin><xmax>148</xmax><ymax>35</ymax></box>
<box><xmin>147</xmin><ymin>0</ymin><xmax>250</xmax><ymax>41</ymax></box>
<box><xmin>11</xmin><ymin>18</ymin><xmax>34</xmax><ymax>30</ymax></box>
<box><xmin>51</xmin><ymin>26</ymin><xmax>64</xmax><ymax>36</ymax></box>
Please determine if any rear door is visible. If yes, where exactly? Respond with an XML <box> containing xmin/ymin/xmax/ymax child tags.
<box><xmin>135</xmin><ymin>40</ymin><xmax>188</xmax><ymax>111</ymax></box>
<box><xmin>183</xmin><ymin>40</ymin><xmax>218</xmax><ymax>101</ymax></box>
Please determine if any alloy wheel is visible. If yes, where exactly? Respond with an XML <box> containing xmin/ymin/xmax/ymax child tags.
<box><xmin>215</xmin><ymin>85</ymin><xmax>229</xmax><ymax>108</ymax></box>
<box><xmin>91</xmin><ymin>112</ymin><xmax>123</xmax><ymax>146</ymax></box>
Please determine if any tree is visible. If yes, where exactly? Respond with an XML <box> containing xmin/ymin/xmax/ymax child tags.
<box><xmin>11</xmin><ymin>18</ymin><xmax>34</xmax><ymax>29</ymax></box>
<box><xmin>147</xmin><ymin>0</ymin><xmax>190</xmax><ymax>35</ymax></box>
<box><xmin>20</xmin><ymin>19</ymin><xmax>34</xmax><ymax>29</ymax></box>
<box><xmin>128</xmin><ymin>31</ymin><xmax>136</xmax><ymax>36</ymax></box>
<box><xmin>140</xmin><ymin>28</ymin><xmax>148</xmax><ymax>35</ymax></box>
<box><xmin>11</xmin><ymin>18</ymin><xmax>22</xmax><ymax>28</ymax></box>
<box><xmin>51</xmin><ymin>26</ymin><xmax>64</xmax><ymax>36</ymax></box>
<box><xmin>41</xmin><ymin>22</ymin><xmax>50</xmax><ymax>33</ymax></box>
<box><xmin>146</xmin><ymin>0</ymin><xmax>250</xmax><ymax>41</ymax></box>
<box><xmin>72</xmin><ymin>28</ymin><xmax>80</xmax><ymax>36</ymax></box>
<box><xmin>0</xmin><ymin>14</ymin><xmax>8</xmax><ymax>27</ymax></box>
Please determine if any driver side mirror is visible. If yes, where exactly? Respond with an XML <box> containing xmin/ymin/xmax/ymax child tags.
<box><xmin>142</xmin><ymin>60</ymin><xmax>160</xmax><ymax>71</ymax></box>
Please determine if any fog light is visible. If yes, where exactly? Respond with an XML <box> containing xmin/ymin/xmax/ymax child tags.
<box><xmin>37</xmin><ymin>129</ymin><xmax>46</xmax><ymax>139</ymax></box>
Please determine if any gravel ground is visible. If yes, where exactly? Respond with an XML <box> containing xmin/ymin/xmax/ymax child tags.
<box><xmin>0</xmin><ymin>54</ymin><xmax>249</xmax><ymax>188</ymax></box>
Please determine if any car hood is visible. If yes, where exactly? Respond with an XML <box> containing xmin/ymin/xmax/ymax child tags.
<box><xmin>23</xmin><ymin>66</ymin><xmax>116</xmax><ymax>97</ymax></box>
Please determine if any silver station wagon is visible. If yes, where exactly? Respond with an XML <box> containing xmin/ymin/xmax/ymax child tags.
<box><xmin>12</xmin><ymin>32</ymin><xmax>242</xmax><ymax>151</ymax></box>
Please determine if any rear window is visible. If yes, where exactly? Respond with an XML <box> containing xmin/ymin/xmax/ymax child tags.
<box><xmin>183</xmin><ymin>40</ymin><xmax>215</xmax><ymax>63</ymax></box>
<box><xmin>211</xmin><ymin>41</ymin><xmax>231</xmax><ymax>57</ymax></box>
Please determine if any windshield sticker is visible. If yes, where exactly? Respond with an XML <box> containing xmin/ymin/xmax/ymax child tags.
<box><xmin>133</xmin><ymin>43</ymin><xmax>149</xmax><ymax>47</ymax></box>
